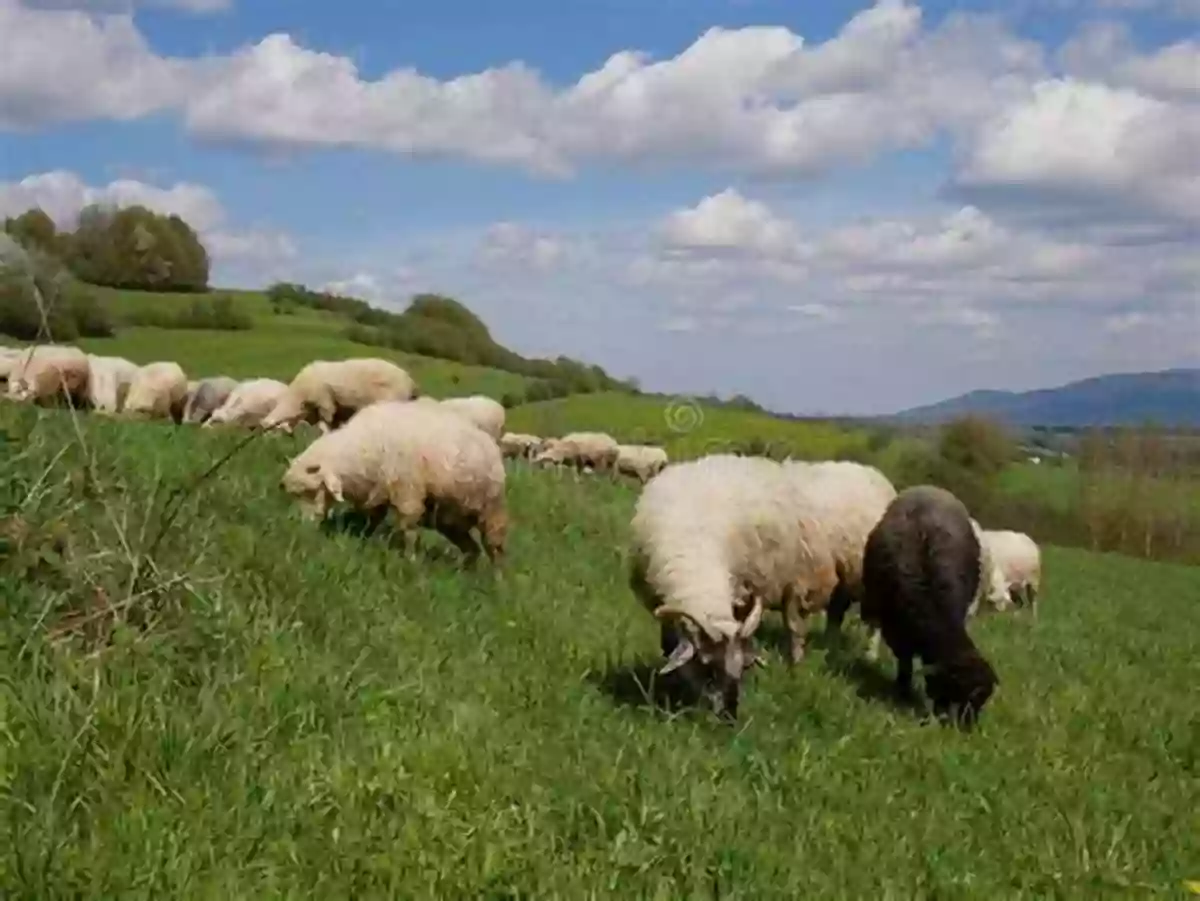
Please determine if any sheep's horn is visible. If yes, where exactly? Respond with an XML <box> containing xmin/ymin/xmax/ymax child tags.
<box><xmin>654</xmin><ymin>604</ymin><xmax>723</xmax><ymax>643</ymax></box>
<box><xmin>738</xmin><ymin>595</ymin><xmax>763</xmax><ymax>637</ymax></box>
<box><xmin>659</xmin><ymin>638</ymin><xmax>695</xmax><ymax>675</ymax></box>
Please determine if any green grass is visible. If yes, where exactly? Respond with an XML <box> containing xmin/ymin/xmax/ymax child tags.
<box><xmin>76</xmin><ymin>287</ymin><xmax>533</xmax><ymax>399</ymax></box>
<box><xmin>2</xmin><ymin>401</ymin><xmax>1198</xmax><ymax>898</ymax></box>
<box><xmin>1000</xmin><ymin>461</ymin><xmax>1200</xmax><ymax>514</ymax></box>
<box><xmin>508</xmin><ymin>392</ymin><xmax>871</xmax><ymax>460</ymax></box>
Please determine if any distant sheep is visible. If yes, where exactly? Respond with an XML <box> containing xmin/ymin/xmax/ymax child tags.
<box><xmin>968</xmin><ymin>519</ymin><xmax>1014</xmax><ymax>617</ymax></box>
<box><xmin>262</xmin><ymin>358</ymin><xmax>418</xmax><ymax>434</ymax></box>
<box><xmin>980</xmin><ymin>529</ymin><xmax>1042</xmax><ymax>616</ymax></box>
<box><xmin>861</xmin><ymin>485</ymin><xmax>999</xmax><ymax>728</ymax></box>
<box><xmin>535</xmin><ymin>431</ymin><xmax>620</xmax><ymax>473</ymax></box>
<box><xmin>435</xmin><ymin>395</ymin><xmax>505</xmax><ymax>439</ymax></box>
<box><xmin>615</xmin><ymin>444</ymin><xmax>669</xmax><ymax>484</ymax></box>
<box><xmin>629</xmin><ymin>454</ymin><xmax>836</xmax><ymax>720</ymax></box>
<box><xmin>204</xmin><ymin>378</ymin><xmax>289</xmax><ymax>428</ymax></box>
<box><xmin>123</xmin><ymin>361</ymin><xmax>188</xmax><ymax>422</ymax></box>
<box><xmin>183</xmin><ymin>376</ymin><xmax>239</xmax><ymax>424</ymax></box>
<box><xmin>280</xmin><ymin>400</ymin><xmax>507</xmax><ymax>564</ymax></box>
<box><xmin>499</xmin><ymin>432</ymin><xmax>544</xmax><ymax>460</ymax></box>
<box><xmin>85</xmin><ymin>354</ymin><xmax>139</xmax><ymax>414</ymax></box>
<box><xmin>6</xmin><ymin>344</ymin><xmax>90</xmax><ymax>406</ymax></box>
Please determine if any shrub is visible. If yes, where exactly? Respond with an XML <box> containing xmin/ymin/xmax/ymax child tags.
<box><xmin>0</xmin><ymin>238</ymin><xmax>114</xmax><ymax>341</ymax></box>
<box><xmin>124</xmin><ymin>295</ymin><xmax>252</xmax><ymax>331</ymax></box>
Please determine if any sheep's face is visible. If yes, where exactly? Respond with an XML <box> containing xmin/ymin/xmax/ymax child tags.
<box><xmin>660</xmin><ymin>622</ymin><xmax>750</xmax><ymax>721</ymax></box>
<box><xmin>281</xmin><ymin>460</ymin><xmax>337</xmax><ymax>520</ymax></box>
<box><xmin>925</xmin><ymin>653</ymin><xmax>998</xmax><ymax>730</ymax></box>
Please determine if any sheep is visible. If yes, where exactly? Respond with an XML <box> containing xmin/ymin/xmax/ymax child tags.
<box><xmin>434</xmin><ymin>394</ymin><xmax>505</xmax><ymax>439</ymax></box>
<box><xmin>615</xmin><ymin>444</ymin><xmax>669</xmax><ymax>484</ymax></box>
<box><xmin>782</xmin><ymin>460</ymin><xmax>897</xmax><ymax>662</ymax></box>
<box><xmin>280</xmin><ymin>400</ymin><xmax>507</xmax><ymax>565</ymax></box>
<box><xmin>980</xmin><ymin>529</ymin><xmax>1042</xmax><ymax>616</ymax></box>
<box><xmin>6</xmin><ymin>344</ymin><xmax>90</xmax><ymax>406</ymax></box>
<box><xmin>0</xmin><ymin>346</ymin><xmax>21</xmax><ymax>385</ymax></box>
<box><xmin>261</xmin><ymin>358</ymin><xmax>418</xmax><ymax>434</ymax></box>
<box><xmin>85</xmin><ymin>354</ymin><xmax>139</xmax><ymax>414</ymax></box>
<box><xmin>629</xmin><ymin>454</ymin><xmax>837</xmax><ymax>720</ymax></box>
<box><xmin>183</xmin><ymin>376</ymin><xmax>239</xmax><ymax>424</ymax></box>
<box><xmin>204</xmin><ymin>378</ymin><xmax>289</xmax><ymax>428</ymax></box>
<box><xmin>123</xmin><ymin>361</ymin><xmax>188</xmax><ymax>423</ymax></box>
<box><xmin>499</xmin><ymin>432</ymin><xmax>545</xmax><ymax>460</ymax></box>
<box><xmin>535</xmin><ymin>431</ymin><xmax>620</xmax><ymax>473</ymax></box>
<box><xmin>860</xmin><ymin>485</ymin><xmax>999</xmax><ymax>728</ymax></box>
<box><xmin>967</xmin><ymin>519</ymin><xmax>1014</xmax><ymax>618</ymax></box>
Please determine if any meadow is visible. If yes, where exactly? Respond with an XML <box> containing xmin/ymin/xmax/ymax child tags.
<box><xmin>2</xmin><ymin>400</ymin><xmax>1198</xmax><ymax>899</ymax></box>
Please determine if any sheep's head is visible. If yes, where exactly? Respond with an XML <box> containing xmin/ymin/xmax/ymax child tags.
<box><xmin>280</xmin><ymin>458</ymin><xmax>342</xmax><ymax>520</ymax></box>
<box><xmin>260</xmin><ymin>392</ymin><xmax>302</xmax><ymax>433</ymax></box>
<box><xmin>925</xmin><ymin>649</ymin><xmax>998</xmax><ymax>731</ymax></box>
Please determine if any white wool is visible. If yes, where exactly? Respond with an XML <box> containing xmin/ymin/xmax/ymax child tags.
<box><xmin>0</xmin><ymin>346</ymin><xmax>21</xmax><ymax>381</ymax></box>
<box><xmin>206</xmin><ymin>378</ymin><xmax>289</xmax><ymax>427</ymax></box>
<box><xmin>499</xmin><ymin>432</ymin><xmax>544</xmax><ymax>459</ymax></box>
<box><xmin>85</xmin><ymin>354</ymin><xmax>139</xmax><ymax>414</ymax></box>
<box><xmin>123</xmin><ymin>361</ymin><xmax>188</xmax><ymax>420</ymax></box>
<box><xmin>535</xmin><ymin>431</ymin><xmax>620</xmax><ymax>469</ymax></box>
<box><xmin>982</xmin><ymin>529</ymin><xmax>1041</xmax><ymax>598</ymax></box>
<box><xmin>436</xmin><ymin>395</ymin><xmax>506</xmax><ymax>439</ymax></box>
<box><xmin>615</xmin><ymin>444</ymin><xmax>669</xmax><ymax>483</ymax></box>
<box><xmin>262</xmin><ymin>357</ymin><xmax>417</xmax><ymax>431</ymax></box>
<box><xmin>6</xmin><ymin>344</ymin><xmax>90</xmax><ymax>403</ymax></box>
<box><xmin>631</xmin><ymin>454</ymin><xmax>832</xmax><ymax>643</ymax></box>
<box><xmin>967</xmin><ymin>519</ymin><xmax>1013</xmax><ymax>615</ymax></box>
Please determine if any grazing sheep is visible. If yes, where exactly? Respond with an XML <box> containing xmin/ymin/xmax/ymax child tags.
<box><xmin>980</xmin><ymin>529</ymin><xmax>1042</xmax><ymax>615</ymax></box>
<box><xmin>280</xmin><ymin>400</ymin><xmax>507</xmax><ymax>565</ymax></box>
<box><xmin>204</xmin><ymin>378</ymin><xmax>289</xmax><ymax>428</ymax></box>
<box><xmin>535</xmin><ymin>431</ymin><xmax>620</xmax><ymax>473</ymax></box>
<box><xmin>123</xmin><ymin>361</ymin><xmax>188</xmax><ymax>423</ymax></box>
<box><xmin>499</xmin><ymin>432</ymin><xmax>545</xmax><ymax>460</ymax></box>
<box><xmin>85</xmin><ymin>354</ymin><xmax>139</xmax><ymax>414</ymax></box>
<box><xmin>783</xmin><ymin>460</ymin><xmax>897</xmax><ymax>662</ymax></box>
<box><xmin>261</xmin><ymin>358</ymin><xmax>418</xmax><ymax>434</ymax></box>
<box><xmin>860</xmin><ymin>485</ymin><xmax>999</xmax><ymax>728</ymax></box>
<box><xmin>968</xmin><ymin>519</ymin><xmax>1014</xmax><ymax>617</ymax></box>
<box><xmin>434</xmin><ymin>395</ymin><xmax>506</xmax><ymax>439</ymax></box>
<box><xmin>629</xmin><ymin>454</ymin><xmax>836</xmax><ymax>720</ymax></box>
<box><xmin>6</xmin><ymin>344</ymin><xmax>90</xmax><ymax>406</ymax></box>
<box><xmin>0</xmin><ymin>346</ymin><xmax>21</xmax><ymax>385</ymax></box>
<box><xmin>183</xmin><ymin>376</ymin><xmax>239</xmax><ymax>424</ymax></box>
<box><xmin>615</xmin><ymin>444</ymin><xmax>669</xmax><ymax>484</ymax></box>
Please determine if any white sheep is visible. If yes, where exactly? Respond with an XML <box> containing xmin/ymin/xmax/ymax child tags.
<box><xmin>629</xmin><ymin>454</ymin><xmax>837</xmax><ymax>719</ymax></box>
<box><xmin>967</xmin><ymin>519</ymin><xmax>1014</xmax><ymax>618</ymax></box>
<box><xmin>204</xmin><ymin>378</ymin><xmax>289</xmax><ymax>428</ymax></box>
<box><xmin>85</xmin><ymin>354</ymin><xmax>139</xmax><ymax>414</ymax></box>
<box><xmin>435</xmin><ymin>395</ymin><xmax>506</xmax><ymax>439</ymax></box>
<box><xmin>782</xmin><ymin>460</ymin><xmax>897</xmax><ymax>662</ymax></box>
<box><xmin>261</xmin><ymin>357</ymin><xmax>418</xmax><ymax>434</ymax></box>
<box><xmin>615</xmin><ymin>444</ymin><xmax>670</xmax><ymax>484</ymax></box>
<box><xmin>123</xmin><ymin>361</ymin><xmax>188</xmax><ymax>422</ymax></box>
<box><xmin>280</xmin><ymin>400</ymin><xmax>507</xmax><ymax>564</ymax></box>
<box><xmin>6</xmin><ymin>344</ymin><xmax>90</xmax><ymax>406</ymax></box>
<box><xmin>0</xmin><ymin>346</ymin><xmax>21</xmax><ymax>385</ymax></box>
<box><xmin>980</xmin><ymin>529</ymin><xmax>1042</xmax><ymax>616</ymax></box>
<box><xmin>499</xmin><ymin>432</ymin><xmax>545</xmax><ymax>460</ymax></box>
<box><xmin>183</xmin><ymin>376</ymin><xmax>239</xmax><ymax>424</ymax></box>
<box><xmin>535</xmin><ymin>431</ymin><xmax>620</xmax><ymax>473</ymax></box>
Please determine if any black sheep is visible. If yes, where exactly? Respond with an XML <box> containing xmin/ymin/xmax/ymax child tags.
<box><xmin>861</xmin><ymin>485</ymin><xmax>999</xmax><ymax>728</ymax></box>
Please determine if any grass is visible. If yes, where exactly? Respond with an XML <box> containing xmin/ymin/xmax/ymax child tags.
<box><xmin>2</xmin><ymin>400</ymin><xmax>1198</xmax><ymax>898</ymax></box>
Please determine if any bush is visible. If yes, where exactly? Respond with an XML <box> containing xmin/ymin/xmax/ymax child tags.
<box><xmin>0</xmin><ymin>239</ymin><xmax>114</xmax><ymax>341</ymax></box>
<box><xmin>124</xmin><ymin>295</ymin><xmax>252</xmax><ymax>331</ymax></box>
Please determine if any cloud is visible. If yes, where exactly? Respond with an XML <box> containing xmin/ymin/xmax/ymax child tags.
<box><xmin>659</xmin><ymin>188</ymin><xmax>803</xmax><ymax>260</ymax></box>
<box><xmin>0</xmin><ymin>170</ymin><xmax>295</xmax><ymax>268</ymax></box>
<box><xmin>1059</xmin><ymin>21</ymin><xmax>1200</xmax><ymax>101</ymax></box>
<box><xmin>476</xmin><ymin>222</ymin><xmax>576</xmax><ymax>271</ymax></box>
<box><xmin>19</xmin><ymin>0</ymin><xmax>231</xmax><ymax>14</ymax></box>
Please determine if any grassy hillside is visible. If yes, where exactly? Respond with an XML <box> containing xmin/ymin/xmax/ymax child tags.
<box><xmin>78</xmin><ymin>287</ymin><xmax>534</xmax><ymax>399</ymax></box>
<box><xmin>2</xmin><ymin>403</ymin><xmax>1197</xmax><ymax>896</ymax></box>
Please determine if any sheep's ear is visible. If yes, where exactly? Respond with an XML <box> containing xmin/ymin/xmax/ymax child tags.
<box><xmin>659</xmin><ymin>638</ymin><xmax>696</xmax><ymax>674</ymax></box>
<box><xmin>320</xmin><ymin>468</ymin><xmax>344</xmax><ymax>503</ymax></box>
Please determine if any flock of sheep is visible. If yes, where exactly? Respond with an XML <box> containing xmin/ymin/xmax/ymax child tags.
<box><xmin>1</xmin><ymin>343</ymin><xmax>1042</xmax><ymax>728</ymax></box>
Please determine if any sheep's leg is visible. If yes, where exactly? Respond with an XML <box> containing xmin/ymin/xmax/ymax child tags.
<box><xmin>782</xmin><ymin>588</ymin><xmax>809</xmax><ymax>665</ymax></box>
<box><xmin>440</xmin><ymin>522</ymin><xmax>482</xmax><ymax>566</ymax></box>
<box><xmin>1026</xmin><ymin>584</ymin><xmax>1038</xmax><ymax>618</ymax></box>
<box><xmin>478</xmin><ymin>507</ymin><xmax>507</xmax><ymax>564</ymax></box>
<box><xmin>387</xmin><ymin>485</ymin><xmax>426</xmax><ymax>560</ymax></box>
<box><xmin>825</xmin><ymin>582</ymin><xmax>853</xmax><ymax>635</ymax></box>
<box><xmin>864</xmin><ymin>626</ymin><xmax>883</xmax><ymax>662</ymax></box>
<box><xmin>894</xmin><ymin>653</ymin><xmax>915</xmax><ymax>701</ymax></box>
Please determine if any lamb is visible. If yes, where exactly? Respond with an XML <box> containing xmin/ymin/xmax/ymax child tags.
<box><xmin>204</xmin><ymin>378</ymin><xmax>289</xmax><ymax>428</ymax></box>
<box><xmin>183</xmin><ymin>376</ymin><xmax>239</xmax><ymax>424</ymax></box>
<box><xmin>535</xmin><ymin>431</ymin><xmax>620</xmax><ymax>473</ymax></box>
<box><xmin>123</xmin><ymin>361</ymin><xmax>189</xmax><ymax>423</ymax></box>
<box><xmin>261</xmin><ymin>358</ymin><xmax>418</xmax><ymax>434</ymax></box>
<box><xmin>967</xmin><ymin>519</ymin><xmax>1014</xmax><ymax>617</ymax></box>
<box><xmin>280</xmin><ymin>400</ymin><xmax>507</xmax><ymax>565</ymax></box>
<box><xmin>6</xmin><ymin>344</ymin><xmax>90</xmax><ymax>406</ymax></box>
<box><xmin>433</xmin><ymin>394</ymin><xmax>505</xmax><ymax>439</ymax></box>
<box><xmin>783</xmin><ymin>460</ymin><xmax>897</xmax><ymax>662</ymax></box>
<box><xmin>615</xmin><ymin>444</ymin><xmax>669</xmax><ymax>484</ymax></box>
<box><xmin>629</xmin><ymin>454</ymin><xmax>837</xmax><ymax>720</ymax></box>
<box><xmin>860</xmin><ymin>485</ymin><xmax>999</xmax><ymax>728</ymax></box>
<box><xmin>85</xmin><ymin>354</ymin><xmax>139</xmax><ymax>414</ymax></box>
<box><xmin>499</xmin><ymin>432</ymin><xmax>545</xmax><ymax>460</ymax></box>
<box><xmin>980</xmin><ymin>529</ymin><xmax>1042</xmax><ymax>615</ymax></box>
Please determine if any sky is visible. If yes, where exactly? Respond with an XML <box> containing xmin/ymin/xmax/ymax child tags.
<box><xmin>0</xmin><ymin>0</ymin><xmax>1197</xmax><ymax>415</ymax></box>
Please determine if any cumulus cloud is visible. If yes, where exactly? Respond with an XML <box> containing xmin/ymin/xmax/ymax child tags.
<box><xmin>0</xmin><ymin>170</ymin><xmax>296</xmax><ymax>267</ymax></box>
<box><xmin>476</xmin><ymin>222</ymin><xmax>583</xmax><ymax>271</ymax></box>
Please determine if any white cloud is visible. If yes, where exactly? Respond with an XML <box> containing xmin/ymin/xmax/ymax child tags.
<box><xmin>476</xmin><ymin>222</ymin><xmax>578</xmax><ymax>271</ymax></box>
<box><xmin>659</xmin><ymin>188</ymin><xmax>803</xmax><ymax>259</ymax></box>
<box><xmin>1059</xmin><ymin>21</ymin><xmax>1200</xmax><ymax>100</ymax></box>
<box><xmin>0</xmin><ymin>170</ymin><xmax>295</xmax><ymax>268</ymax></box>
<box><xmin>19</xmin><ymin>0</ymin><xmax>231</xmax><ymax>14</ymax></box>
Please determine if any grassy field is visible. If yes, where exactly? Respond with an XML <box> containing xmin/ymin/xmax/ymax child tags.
<box><xmin>2</xmin><ymin>401</ymin><xmax>1198</xmax><ymax>898</ymax></box>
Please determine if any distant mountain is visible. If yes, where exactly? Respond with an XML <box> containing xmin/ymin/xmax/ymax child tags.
<box><xmin>892</xmin><ymin>369</ymin><xmax>1200</xmax><ymax>428</ymax></box>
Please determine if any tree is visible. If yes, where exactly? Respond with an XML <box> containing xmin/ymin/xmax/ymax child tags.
<box><xmin>4</xmin><ymin>208</ymin><xmax>58</xmax><ymax>255</ymax></box>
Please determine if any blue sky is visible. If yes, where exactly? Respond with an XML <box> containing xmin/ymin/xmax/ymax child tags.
<box><xmin>1</xmin><ymin>0</ymin><xmax>1197</xmax><ymax>414</ymax></box>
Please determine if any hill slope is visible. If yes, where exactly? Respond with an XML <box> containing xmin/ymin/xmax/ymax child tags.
<box><xmin>894</xmin><ymin>368</ymin><xmax>1200</xmax><ymax>427</ymax></box>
